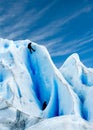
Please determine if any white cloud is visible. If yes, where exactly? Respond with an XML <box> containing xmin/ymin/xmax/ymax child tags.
<box><xmin>50</xmin><ymin>29</ymin><xmax>93</xmax><ymax>57</ymax></box>
<box><xmin>0</xmin><ymin>0</ymin><xmax>57</xmax><ymax>39</ymax></box>
<box><xmin>0</xmin><ymin>1</ymin><xmax>93</xmax><ymax>43</ymax></box>
<box><xmin>29</xmin><ymin>5</ymin><xmax>93</xmax><ymax>42</ymax></box>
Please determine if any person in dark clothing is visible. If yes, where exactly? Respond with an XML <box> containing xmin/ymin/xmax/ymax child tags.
<box><xmin>42</xmin><ymin>101</ymin><xmax>47</xmax><ymax>110</ymax></box>
<box><xmin>28</xmin><ymin>42</ymin><xmax>35</xmax><ymax>53</ymax></box>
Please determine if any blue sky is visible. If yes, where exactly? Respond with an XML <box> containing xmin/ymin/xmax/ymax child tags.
<box><xmin>0</xmin><ymin>0</ymin><xmax>93</xmax><ymax>68</ymax></box>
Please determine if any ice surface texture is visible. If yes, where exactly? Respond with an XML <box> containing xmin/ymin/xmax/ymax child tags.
<box><xmin>0</xmin><ymin>38</ymin><xmax>93</xmax><ymax>130</ymax></box>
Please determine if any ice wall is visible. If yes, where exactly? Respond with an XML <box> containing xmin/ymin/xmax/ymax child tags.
<box><xmin>0</xmin><ymin>38</ymin><xmax>93</xmax><ymax>130</ymax></box>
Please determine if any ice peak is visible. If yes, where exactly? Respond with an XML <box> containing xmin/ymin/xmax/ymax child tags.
<box><xmin>0</xmin><ymin>38</ymin><xmax>93</xmax><ymax>130</ymax></box>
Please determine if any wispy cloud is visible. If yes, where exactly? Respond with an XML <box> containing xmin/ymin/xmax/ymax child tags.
<box><xmin>51</xmin><ymin>48</ymin><xmax>73</xmax><ymax>57</ymax></box>
<box><xmin>6</xmin><ymin>29</ymin><xmax>29</xmax><ymax>39</ymax></box>
<box><xmin>0</xmin><ymin>0</ymin><xmax>57</xmax><ymax>39</ymax></box>
<box><xmin>82</xmin><ymin>58</ymin><xmax>93</xmax><ymax>68</ymax></box>
<box><xmin>50</xmin><ymin>29</ymin><xmax>93</xmax><ymax>57</ymax></box>
<box><xmin>0</xmin><ymin>1</ymin><xmax>93</xmax><ymax>45</ymax></box>
<box><xmin>0</xmin><ymin>1</ymin><xmax>24</xmax><ymax>23</ymax></box>
<box><xmin>29</xmin><ymin>5</ymin><xmax>93</xmax><ymax>42</ymax></box>
<box><xmin>73</xmin><ymin>32</ymin><xmax>93</xmax><ymax>51</ymax></box>
<box><xmin>80</xmin><ymin>47</ymin><xmax>93</xmax><ymax>55</ymax></box>
<box><xmin>45</xmin><ymin>38</ymin><xmax>64</xmax><ymax>48</ymax></box>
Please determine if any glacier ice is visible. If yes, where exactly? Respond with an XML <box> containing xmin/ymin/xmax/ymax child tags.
<box><xmin>60</xmin><ymin>53</ymin><xmax>93</xmax><ymax>121</ymax></box>
<box><xmin>26</xmin><ymin>115</ymin><xmax>93</xmax><ymax>130</ymax></box>
<box><xmin>0</xmin><ymin>38</ymin><xmax>93</xmax><ymax>130</ymax></box>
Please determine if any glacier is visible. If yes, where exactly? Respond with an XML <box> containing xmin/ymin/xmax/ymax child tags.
<box><xmin>0</xmin><ymin>38</ymin><xmax>93</xmax><ymax>130</ymax></box>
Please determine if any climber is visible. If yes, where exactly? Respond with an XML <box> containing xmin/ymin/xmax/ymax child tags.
<box><xmin>42</xmin><ymin>101</ymin><xmax>47</xmax><ymax>110</ymax></box>
<box><xmin>27</xmin><ymin>42</ymin><xmax>35</xmax><ymax>53</ymax></box>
